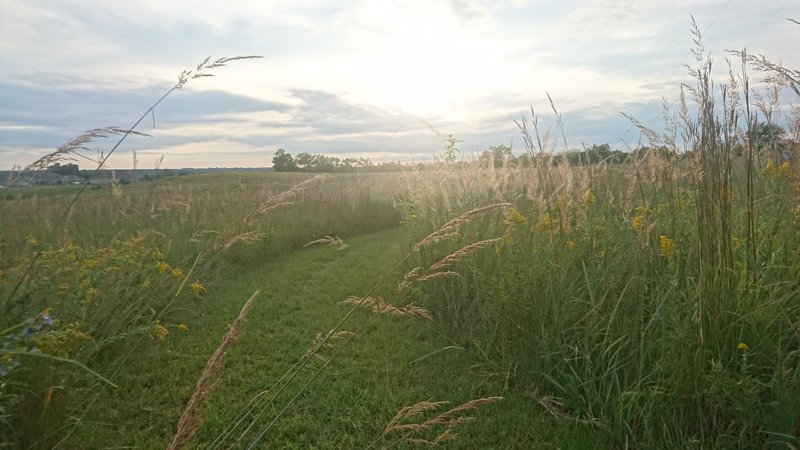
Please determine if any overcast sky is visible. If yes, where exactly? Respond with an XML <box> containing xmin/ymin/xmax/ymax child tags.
<box><xmin>0</xmin><ymin>0</ymin><xmax>798</xmax><ymax>169</ymax></box>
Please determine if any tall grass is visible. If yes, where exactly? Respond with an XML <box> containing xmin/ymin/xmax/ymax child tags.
<box><xmin>0</xmin><ymin>54</ymin><xmax>404</xmax><ymax>447</ymax></box>
<box><xmin>395</xmin><ymin>26</ymin><xmax>799</xmax><ymax>448</ymax></box>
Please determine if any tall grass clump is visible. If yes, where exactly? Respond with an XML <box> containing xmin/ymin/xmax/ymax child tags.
<box><xmin>0</xmin><ymin>56</ymin><xmax>289</xmax><ymax>448</ymax></box>
<box><xmin>399</xmin><ymin>23</ymin><xmax>799</xmax><ymax>447</ymax></box>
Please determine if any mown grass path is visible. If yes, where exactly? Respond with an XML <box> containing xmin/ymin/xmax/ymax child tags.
<box><xmin>79</xmin><ymin>228</ymin><xmax>603</xmax><ymax>449</ymax></box>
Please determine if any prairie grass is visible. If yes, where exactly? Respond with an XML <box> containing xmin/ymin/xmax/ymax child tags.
<box><xmin>392</xmin><ymin>28</ymin><xmax>800</xmax><ymax>448</ymax></box>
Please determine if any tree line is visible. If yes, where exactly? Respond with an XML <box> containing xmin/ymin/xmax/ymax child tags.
<box><xmin>272</xmin><ymin>122</ymin><xmax>794</xmax><ymax>172</ymax></box>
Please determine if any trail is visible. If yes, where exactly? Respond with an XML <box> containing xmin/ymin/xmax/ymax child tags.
<box><xmin>75</xmin><ymin>227</ymin><xmax>602</xmax><ymax>448</ymax></box>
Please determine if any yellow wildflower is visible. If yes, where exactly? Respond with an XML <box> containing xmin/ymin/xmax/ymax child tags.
<box><xmin>566</xmin><ymin>240</ymin><xmax>576</xmax><ymax>250</ymax></box>
<box><xmin>143</xmin><ymin>280</ymin><xmax>151</xmax><ymax>289</ymax></box>
<box><xmin>531</xmin><ymin>215</ymin><xmax>553</xmax><ymax>233</ymax></box>
<box><xmin>631</xmin><ymin>216</ymin><xmax>645</xmax><ymax>233</ymax></box>
<box><xmin>505</xmin><ymin>207</ymin><xmax>527</xmax><ymax>226</ymax></box>
<box><xmin>737</xmin><ymin>342</ymin><xmax>749</xmax><ymax>351</ymax></box>
<box><xmin>57</xmin><ymin>283</ymin><xmax>71</xmax><ymax>295</ymax></box>
<box><xmin>190</xmin><ymin>280</ymin><xmax>206</xmax><ymax>295</ymax></box>
<box><xmin>151</xmin><ymin>321</ymin><xmax>169</xmax><ymax>341</ymax></box>
<box><xmin>583</xmin><ymin>188</ymin><xmax>596</xmax><ymax>206</ymax></box>
<box><xmin>33</xmin><ymin>323</ymin><xmax>90</xmax><ymax>357</ymax></box>
<box><xmin>765</xmin><ymin>159</ymin><xmax>777</xmax><ymax>176</ymax></box>
<box><xmin>85</xmin><ymin>288</ymin><xmax>98</xmax><ymax>305</ymax></box>
<box><xmin>171</xmin><ymin>267</ymin><xmax>184</xmax><ymax>280</ymax></box>
<box><xmin>156</xmin><ymin>261</ymin><xmax>170</xmax><ymax>273</ymax></box>
<box><xmin>659</xmin><ymin>235</ymin><xmax>677</xmax><ymax>257</ymax></box>
<box><xmin>177</xmin><ymin>323</ymin><xmax>189</xmax><ymax>332</ymax></box>
<box><xmin>779</xmin><ymin>161</ymin><xmax>790</xmax><ymax>175</ymax></box>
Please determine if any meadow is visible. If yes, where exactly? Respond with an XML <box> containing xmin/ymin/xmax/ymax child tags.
<box><xmin>1</xmin><ymin>41</ymin><xmax>799</xmax><ymax>449</ymax></box>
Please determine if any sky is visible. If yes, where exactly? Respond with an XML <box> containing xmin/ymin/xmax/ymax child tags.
<box><xmin>0</xmin><ymin>0</ymin><xmax>798</xmax><ymax>170</ymax></box>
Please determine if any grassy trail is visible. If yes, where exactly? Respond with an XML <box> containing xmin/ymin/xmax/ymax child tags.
<box><xmin>78</xmin><ymin>227</ymin><xmax>603</xmax><ymax>449</ymax></box>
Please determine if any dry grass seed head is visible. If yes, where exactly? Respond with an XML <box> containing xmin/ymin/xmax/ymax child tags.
<box><xmin>428</xmin><ymin>238</ymin><xmax>501</xmax><ymax>272</ymax></box>
<box><xmin>302</xmin><ymin>329</ymin><xmax>355</xmax><ymax>363</ymax></box>
<box><xmin>256</xmin><ymin>174</ymin><xmax>329</xmax><ymax>214</ymax></box>
<box><xmin>413</xmin><ymin>203</ymin><xmax>512</xmax><ymax>252</ymax></box>
<box><xmin>382</xmin><ymin>396</ymin><xmax>502</xmax><ymax>444</ymax></box>
<box><xmin>168</xmin><ymin>291</ymin><xmax>259</xmax><ymax>450</ymax></box>
<box><xmin>340</xmin><ymin>296</ymin><xmax>432</xmax><ymax>320</ymax></box>
<box><xmin>415</xmin><ymin>271</ymin><xmax>461</xmax><ymax>283</ymax></box>
<box><xmin>303</xmin><ymin>235</ymin><xmax>345</xmax><ymax>249</ymax></box>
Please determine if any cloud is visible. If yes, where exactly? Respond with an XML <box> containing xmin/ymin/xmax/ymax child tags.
<box><xmin>1</xmin><ymin>0</ymin><xmax>798</xmax><ymax>169</ymax></box>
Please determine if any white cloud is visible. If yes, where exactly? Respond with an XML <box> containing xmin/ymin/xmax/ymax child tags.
<box><xmin>1</xmin><ymin>0</ymin><xmax>798</xmax><ymax>168</ymax></box>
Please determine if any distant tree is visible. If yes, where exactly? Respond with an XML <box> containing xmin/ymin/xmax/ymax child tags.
<box><xmin>49</xmin><ymin>163</ymin><xmax>80</xmax><ymax>176</ymax></box>
<box><xmin>479</xmin><ymin>145</ymin><xmax>513</xmax><ymax>168</ymax></box>
<box><xmin>295</xmin><ymin>152</ymin><xmax>313</xmax><ymax>170</ymax></box>
<box><xmin>272</xmin><ymin>148</ymin><xmax>297</xmax><ymax>172</ymax></box>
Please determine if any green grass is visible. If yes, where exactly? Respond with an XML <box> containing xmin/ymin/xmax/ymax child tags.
<box><xmin>68</xmin><ymin>227</ymin><xmax>605</xmax><ymax>448</ymax></box>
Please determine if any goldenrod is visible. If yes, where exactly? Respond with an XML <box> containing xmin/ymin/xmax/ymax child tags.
<box><xmin>659</xmin><ymin>235</ymin><xmax>677</xmax><ymax>257</ymax></box>
<box><xmin>191</xmin><ymin>280</ymin><xmax>206</xmax><ymax>295</ymax></box>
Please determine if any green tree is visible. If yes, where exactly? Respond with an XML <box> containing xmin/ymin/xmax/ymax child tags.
<box><xmin>271</xmin><ymin>148</ymin><xmax>297</xmax><ymax>172</ymax></box>
<box><xmin>480</xmin><ymin>145</ymin><xmax>513</xmax><ymax>168</ymax></box>
<box><xmin>48</xmin><ymin>163</ymin><xmax>80</xmax><ymax>176</ymax></box>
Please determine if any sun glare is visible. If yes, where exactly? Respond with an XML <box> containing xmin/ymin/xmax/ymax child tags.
<box><xmin>347</xmin><ymin>4</ymin><xmax>499</xmax><ymax>116</ymax></box>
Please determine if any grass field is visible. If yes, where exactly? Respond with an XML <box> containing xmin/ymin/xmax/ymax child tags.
<box><xmin>1</xmin><ymin>37</ymin><xmax>799</xmax><ymax>449</ymax></box>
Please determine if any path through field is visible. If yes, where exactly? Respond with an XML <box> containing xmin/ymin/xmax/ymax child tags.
<box><xmin>78</xmin><ymin>228</ymin><xmax>603</xmax><ymax>448</ymax></box>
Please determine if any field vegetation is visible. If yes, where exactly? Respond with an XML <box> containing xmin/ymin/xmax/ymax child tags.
<box><xmin>1</xmin><ymin>27</ymin><xmax>799</xmax><ymax>449</ymax></box>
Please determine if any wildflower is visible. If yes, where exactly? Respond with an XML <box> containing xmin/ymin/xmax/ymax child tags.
<box><xmin>190</xmin><ymin>280</ymin><xmax>206</xmax><ymax>295</ymax></box>
<box><xmin>531</xmin><ymin>215</ymin><xmax>553</xmax><ymax>233</ymax></box>
<box><xmin>631</xmin><ymin>216</ymin><xmax>645</xmax><ymax>233</ymax></box>
<box><xmin>583</xmin><ymin>188</ymin><xmax>596</xmax><ymax>206</ymax></box>
<box><xmin>85</xmin><ymin>288</ymin><xmax>98</xmax><ymax>305</ymax></box>
<box><xmin>410</xmin><ymin>213</ymin><xmax>417</xmax><ymax>219</ymax></box>
<box><xmin>40</xmin><ymin>308</ymin><xmax>55</xmax><ymax>326</ymax></box>
<box><xmin>504</xmin><ymin>207</ymin><xmax>527</xmax><ymax>226</ymax></box>
<box><xmin>143</xmin><ymin>280</ymin><xmax>151</xmax><ymax>289</ymax></box>
<box><xmin>171</xmin><ymin>267</ymin><xmax>184</xmax><ymax>280</ymax></box>
<box><xmin>177</xmin><ymin>323</ymin><xmax>189</xmax><ymax>332</ymax></box>
<box><xmin>151</xmin><ymin>321</ymin><xmax>169</xmax><ymax>341</ymax></box>
<box><xmin>779</xmin><ymin>161</ymin><xmax>790</xmax><ymax>175</ymax></box>
<box><xmin>737</xmin><ymin>342</ymin><xmax>749</xmax><ymax>351</ymax></box>
<box><xmin>566</xmin><ymin>240</ymin><xmax>576</xmax><ymax>250</ymax></box>
<box><xmin>33</xmin><ymin>323</ymin><xmax>90</xmax><ymax>357</ymax></box>
<box><xmin>765</xmin><ymin>159</ymin><xmax>777</xmax><ymax>176</ymax></box>
<box><xmin>659</xmin><ymin>235</ymin><xmax>677</xmax><ymax>257</ymax></box>
<box><xmin>156</xmin><ymin>261</ymin><xmax>170</xmax><ymax>273</ymax></box>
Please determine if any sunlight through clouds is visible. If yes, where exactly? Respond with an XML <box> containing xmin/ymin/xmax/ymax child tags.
<box><xmin>0</xmin><ymin>0</ymin><xmax>797</xmax><ymax>168</ymax></box>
